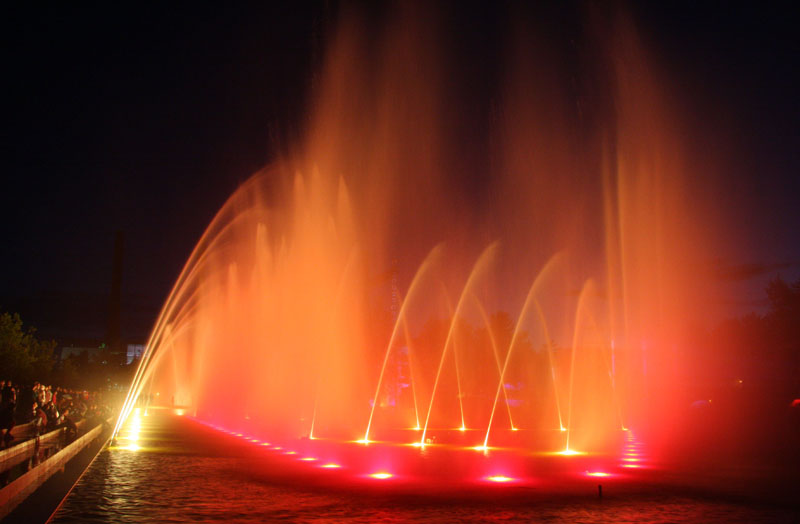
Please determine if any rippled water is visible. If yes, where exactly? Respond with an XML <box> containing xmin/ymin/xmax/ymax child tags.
<box><xmin>49</xmin><ymin>413</ymin><xmax>799</xmax><ymax>523</ymax></box>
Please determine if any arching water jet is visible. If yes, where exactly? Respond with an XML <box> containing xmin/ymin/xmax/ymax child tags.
<box><xmin>420</xmin><ymin>243</ymin><xmax>498</xmax><ymax>446</ymax></box>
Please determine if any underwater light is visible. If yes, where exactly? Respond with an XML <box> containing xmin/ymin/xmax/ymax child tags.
<box><xmin>486</xmin><ymin>475</ymin><xmax>514</xmax><ymax>483</ymax></box>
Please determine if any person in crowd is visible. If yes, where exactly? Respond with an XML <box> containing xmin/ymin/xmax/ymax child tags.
<box><xmin>31</xmin><ymin>401</ymin><xmax>48</xmax><ymax>435</ymax></box>
<box><xmin>59</xmin><ymin>407</ymin><xmax>78</xmax><ymax>443</ymax></box>
<box><xmin>0</xmin><ymin>394</ymin><xmax>16</xmax><ymax>448</ymax></box>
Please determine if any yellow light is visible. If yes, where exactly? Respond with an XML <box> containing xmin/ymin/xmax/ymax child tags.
<box><xmin>175</xmin><ymin>409</ymin><xmax>185</xmax><ymax>416</ymax></box>
<box><xmin>586</xmin><ymin>471</ymin><xmax>610</xmax><ymax>477</ymax></box>
<box><xmin>300</xmin><ymin>457</ymin><xmax>317</xmax><ymax>461</ymax></box>
<box><xmin>357</xmin><ymin>438</ymin><xmax>370</xmax><ymax>445</ymax></box>
<box><xmin>511</xmin><ymin>427</ymin><xmax>519</xmax><ymax>431</ymax></box>
<box><xmin>559</xmin><ymin>427</ymin><xmax>567</xmax><ymax>432</ymax></box>
<box><xmin>320</xmin><ymin>463</ymin><xmax>341</xmax><ymax>469</ymax></box>
<box><xmin>557</xmin><ymin>449</ymin><xmax>583</xmax><ymax>456</ymax></box>
<box><xmin>459</xmin><ymin>426</ymin><xmax>466</xmax><ymax>432</ymax></box>
<box><xmin>486</xmin><ymin>475</ymin><xmax>513</xmax><ymax>483</ymax></box>
<box><xmin>124</xmin><ymin>444</ymin><xmax>140</xmax><ymax>451</ymax></box>
<box><xmin>369</xmin><ymin>472</ymin><xmax>393</xmax><ymax>479</ymax></box>
<box><xmin>260</xmin><ymin>442</ymin><xmax>271</xmax><ymax>446</ymax></box>
<box><xmin>472</xmin><ymin>445</ymin><xmax>488</xmax><ymax>452</ymax></box>
<box><xmin>284</xmin><ymin>451</ymin><xmax>297</xmax><ymax>455</ymax></box>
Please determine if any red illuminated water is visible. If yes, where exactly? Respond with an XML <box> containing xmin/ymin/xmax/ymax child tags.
<box><xmin>52</xmin><ymin>412</ymin><xmax>799</xmax><ymax>523</ymax></box>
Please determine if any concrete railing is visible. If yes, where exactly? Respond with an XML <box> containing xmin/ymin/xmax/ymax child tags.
<box><xmin>0</xmin><ymin>421</ymin><xmax>106</xmax><ymax>520</ymax></box>
<box><xmin>9</xmin><ymin>420</ymin><xmax>38</xmax><ymax>441</ymax></box>
<box><xmin>0</xmin><ymin>420</ymin><xmax>88</xmax><ymax>474</ymax></box>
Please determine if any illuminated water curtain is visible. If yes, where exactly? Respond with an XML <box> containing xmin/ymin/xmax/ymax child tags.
<box><xmin>114</xmin><ymin>7</ymin><xmax>721</xmax><ymax>483</ymax></box>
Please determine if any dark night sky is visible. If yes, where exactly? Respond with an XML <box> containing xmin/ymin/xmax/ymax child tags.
<box><xmin>2</xmin><ymin>2</ymin><xmax>798</xmax><ymax>342</ymax></box>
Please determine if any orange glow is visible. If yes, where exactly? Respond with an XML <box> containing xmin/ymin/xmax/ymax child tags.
<box><xmin>117</xmin><ymin>5</ymin><xmax>729</xmax><ymax>480</ymax></box>
<box><xmin>586</xmin><ymin>471</ymin><xmax>611</xmax><ymax>477</ymax></box>
<box><xmin>369</xmin><ymin>472</ymin><xmax>393</xmax><ymax>479</ymax></box>
<box><xmin>320</xmin><ymin>463</ymin><xmax>341</xmax><ymax>469</ymax></box>
<box><xmin>300</xmin><ymin>457</ymin><xmax>317</xmax><ymax>461</ymax></box>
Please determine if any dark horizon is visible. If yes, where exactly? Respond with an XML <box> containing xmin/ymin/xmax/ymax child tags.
<box><xmin>2</xmin><ymin>1</ymin><xmax>798</xmax><ymax>343</ymax></box>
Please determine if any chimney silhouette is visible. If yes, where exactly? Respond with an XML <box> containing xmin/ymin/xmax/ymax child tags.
<box><xmin>107</xmin><ymin>231</ymin><xmax>124</xmax><ymax>362</ymax></box>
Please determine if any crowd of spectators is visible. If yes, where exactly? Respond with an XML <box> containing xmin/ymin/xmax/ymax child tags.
<box><xmin>0</xmin><ymin>380</ymin><xmax>113</xmax><ymax>449</ymax></box>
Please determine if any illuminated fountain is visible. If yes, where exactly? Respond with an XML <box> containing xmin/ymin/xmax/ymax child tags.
<box><xmin>113</xmin><ymin>6</ymin><xmax>724</xmax><ymax>486</ymax></box>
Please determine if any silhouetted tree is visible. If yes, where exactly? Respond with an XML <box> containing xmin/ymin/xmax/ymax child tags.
<box><xmin>0</xmin><ymin>312</ymin><xmax>56</xmax><ymax>383</ymax></box>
